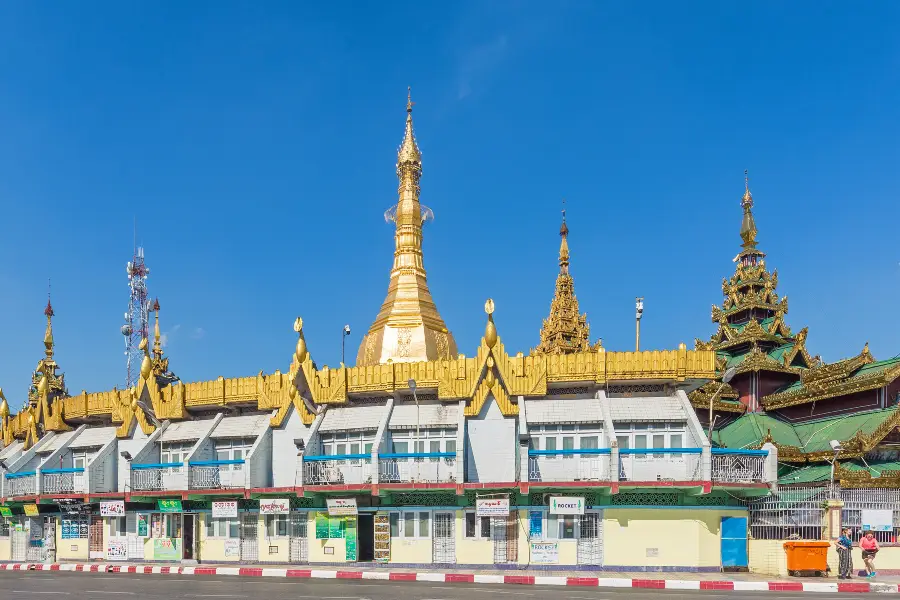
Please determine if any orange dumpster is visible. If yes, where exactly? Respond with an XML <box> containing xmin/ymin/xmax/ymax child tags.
<box><xmin>783</xmin><ymin>541</ymin><xmax>831</xmax><ymax>577</ymax></box>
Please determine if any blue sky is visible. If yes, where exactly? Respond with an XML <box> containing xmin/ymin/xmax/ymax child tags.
<box><xmin>1</xmin><ymin>2</ymin><xmax>898</xmax><ymax>400</ymax></box>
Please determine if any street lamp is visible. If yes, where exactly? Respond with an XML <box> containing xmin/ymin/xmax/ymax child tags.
<box><xmin>828</xmin><ymin>440</ymin><xmax>842</xmax><ymax>489</ymax></box>
<box><xmin>408</xmin><ymin>378</ymin><xmax>420</xmax><ymax>481</ymax></box>
<box><xmin>635</xmin><ymin>297</ymin><xmax>644</xmax><ymax>351</ymax></box>
<box><xmin>341</xmin><ymin>324</ymin><xmax>351</xmax><ymax>366</ymax></box>
<box><xmin>708</xmin><ymin>367</ymin><xmax>737</xmax><ymax>441</ymax></box>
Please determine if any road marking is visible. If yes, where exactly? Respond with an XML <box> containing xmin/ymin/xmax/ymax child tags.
<box><xmin>185</xmin><ymin>596</ymin><xmax>248</xmax><ymax>598</ymax></box>
<box><xmin>84</xmin><ymin>592</ymin><xmax>135</xmax><ymax>595</ymax></box>
<box><xmin>10</xmin><ymin>592</ymin><xmax>70</xmax><ymax>596</ymax></box>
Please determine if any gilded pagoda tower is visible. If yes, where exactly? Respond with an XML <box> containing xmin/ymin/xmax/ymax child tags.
<box><xmin>356</xmin><ymin>90</ymin><xmax>458</xmax><ymax>366</ymax></box>
<box><xmin>533</xmin><ymin>210</ymin><xmax>598</xmax><ymax>354</ymax></box>
<box><xmin>692</xmin><ymin>174</ymin><xmax>818</xmax><ymax>417</ymax></box>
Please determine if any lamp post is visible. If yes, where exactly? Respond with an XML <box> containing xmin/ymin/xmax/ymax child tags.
<box><xmin>408</xmin><ymin>378</ymin><xmax>419</xmax><ymax>481</ymax></box>
<box><xmin>341</xmin><ymin>324</ymin><xmax>351</xmax><ymax>366</ymax></box>
<box><xmin>635</xmin><ymin>297</ymin><xmax>644</xmax><ymax>352</ymax></box>
<box><xmin>708</xmin><ymin>367</ymin><xmax>737</xmax><ymax>442</ymax></box>
<box><xmin>828</xmin><ymin>440</ymin><xmax>842</xmax><ymax>492</ymax></box>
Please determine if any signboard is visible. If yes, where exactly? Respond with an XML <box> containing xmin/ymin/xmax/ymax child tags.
<box><xmin>224</xmin><ymin>539</ymin><xmax>239</xmax><ymax>558</ymax></box>
<box><xmin>259</xmin><ymin>498</ymin><xmax>290</xmax><ymax>515</ymax></box>
<box><xmin>106</xmin><ymin>540</ymin><xmax>128</xmax><ymax>560</ymax></box>
<box><xmin>328</xmin><ymin>516</ymin><xmax>344</xmax><ymax>539</ymax></box>
<box><xmin>531</xmin><ymin>541</ymin><xmax>559</xmax><ymax>564</ymax></box>
<box><xmin>327</xmin><ymin>498</ymin><xmax>358</xmax><ymax>516</ymax></box>
<box><xmin>315</xmin><ymin>512</ymin><xmax>329</xmax><ymax>539</ymax></box>
<box><xmin>212</xmin><ymin>501</ymin><xmax>238</xmax><ymax>519</ymax></box>
<box><xmin>476</xmin><ymin>497</ymin><xmax>510</xmax><ymax>517</ymax></box>
<box><xmin>0</xmin><ymin>506</ymin><xmax>12</xmax><ymax>518</ymax></box>
<box><xmin>549</xmin><ymin>496</ymin><xmax>585</xmax><ymax>515</ymax></box>
<box><xmin>861</xmin><ymin>509</ymin><xmax>893</xmax><ymax>532</ymax></box>
<box><xmin>24</xmin><ymin>504</ymin><xmax>39</xmax><ymax>517</ymax></box>
<box><xmin>136</xmin><ymin>514</ymin><xmax>149</xmax><ymax>538</ymax></box>
<box><xmin>153</xmin><ymin>538</ymin><xmax>181</xmax><ymax>560</ymax></box>
<box><xmin>529</xmin><ymin>511</ymin><xmax>543</xmax><ymax>537</ymax></box>
<box><xmin>157</xmin><ymin>499</ymin><xmax>182</xmax><ymax>513</ymax></box>
<box><xmin>101</xmin><ymin>501</ymin><xmax>126</xmax><ymax>517</ymax></box>
<box><xmin>345</xmin><ymin>516</ymin><xmax>357</xmax><ymax>561</ymax></box>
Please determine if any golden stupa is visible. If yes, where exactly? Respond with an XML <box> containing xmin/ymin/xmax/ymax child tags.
<box><xmin>355</xmin><ymin>89</ymin><xmax>458</xmax><ymax>366</ymax></box>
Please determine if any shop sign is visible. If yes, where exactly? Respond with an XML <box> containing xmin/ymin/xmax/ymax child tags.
<box><xmin>259</xmin><ymin>498</ymin><xmax>289</xmax><ymax>515</ymax></box>
<box><xmin>153</xmin><ymin>538</ymin><xmax>181</xmax><ymax>560</ymax></box>
<box><xmin>24</xmin><ymin>504</ymin><xmax>40</xmax><ymax>517</ymax></box>
<box><xmin>212</xmin><ymin>501</ymin><xmax>238</xmax><ymax>519</ymax></box>
<box><xmin>224</xmin><ymin>539</ymin><xmax>239</xmax><ymax>558</ymax></box>
<box><xmin>136</xmin><ymin>514</ymin><xmax>149</xmax><ymax>538</ymax></box>
<box><xmin>476</xmin><ymin>497</ymin><xmax>509</xmax><ymax>517</ymax></box>
<box><xmin>531</xmin><ymin>541</ymin><xmax>559</xmax><ymax>564</ymax></box>
<box><xmin>327</xmin><ymin>498</ymin><xmax>358</xmax><ymax>516</ymax></box>
<box><xmin>862</xmin><ymin>509</ymin><xmax>893</xmax><ymax>532</ymax></box>
<box><xmin>106</xmin><ymin>540</ymin><xmax>127</xmax><ymax>560</ymax></box>
<box><xmin>0</xmin><ymin>506</ymin><xmax>12</xmax><ymax>518</ymax></box>
<box><xmin>549</xmin><ymin>496</ymin><xmax>584</xmax><ymax>515</ymax></box>
<box><xmin>101</xmin><ymin>501</ymin><xmax>126</xmax><ymax>517</ymax></box>
<box><xmin>157</xmin><ymin>499</ymin><xmax>183</xmax><ymax>513</ymax></box>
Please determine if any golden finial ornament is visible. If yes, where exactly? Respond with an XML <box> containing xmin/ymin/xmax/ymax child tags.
<box><xmin>740</xmin><ymin>169</ymin><xmax>758</xmax><ymax>250</ymax></box>
<box><xmin>38</xmin><ymin>374</ymin><xmax>49</xmax><ymax>395</ymax></box>
<box><xmin>484</xmin><ymin>299</ymin><xmax>498</xmax><ymax>349</ymax></box>
<box><xmin>151</xmin><ymin>298</ymin><xmax>163</xmax><ymax>360</ymax></box>
<box><xmin>294</xmin><ymin>317</ymin><xmax>308</xmax><ymax>364</ymax></box>
<box><xmin>484</xmin><ymin>299</ymin><xmax>495</xmax><ymax>315</ymax></box>
<box><xmin>139</xmin><ymin>337</ymin><xmax>152</xmax><ymax>381</ymax></box>
<box><xmin>0</xmin><ymin>388</ymin><xmax>8</xmax><ymax>419</ymax></box>
<box><xmin>43</xmin><ymin>292</ymin><xmax>55</xmax><ymax>360</ymax></box>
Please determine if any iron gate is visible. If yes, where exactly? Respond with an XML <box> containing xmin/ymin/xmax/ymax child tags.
<box><xmin>25</xmin><ymin>517</ymin><xmax>48</xmax><ymax>562</ymax></box>
<box><xmin>491</xmin><ymin>514</ymin><xmax>518</xmax><ymax>564</ymax></box>
<box><xmin>577</xmin><ymin>511</ymin><xmax>603</xmax><ymax>566</ymax></box>
<box><xmin>289</xmin><ymin>513</ymin><xmax>308</xmax><ymax>563</ymax></box>
<box><xmin>89</xmin><ymin>515</ymin><xmax>104</xmax><ymax>559</ymax></box>
<box><xmin>240</xmin><ymin>513</ymin><xmax>258</xmax><ymax>562</ymax></box>
<box><xmin>11</xmin><ymin>517</ymin><xmax>26</xmax><ymax>561</ymax></box>
<box><xmin>432</xmin><ymin>512</ymin><xmax>455</xmax><ymax>563</ymax></box>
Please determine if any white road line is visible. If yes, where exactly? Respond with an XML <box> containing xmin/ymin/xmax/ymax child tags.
<box><xmin>84</xmin><ymin>592</ymin><xmax>136</xmax><ymax>595</ymax></box>
<box><xmin>10</xmin><ymin>592</ymin><xmax>70</xmax><ymax>595</ymax></box>
<box><xmin>185</xmin><ymin>595</ymin><xmax>248</xmax><ymax>598</ymax></box>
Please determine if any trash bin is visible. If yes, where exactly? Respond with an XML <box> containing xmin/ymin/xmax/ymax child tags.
<box><xmin>783</xmin><ymin>541</ymin><xmax>831</xmax><ymax>577</ymax></box>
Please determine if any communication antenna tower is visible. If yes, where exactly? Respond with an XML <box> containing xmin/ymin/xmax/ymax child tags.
<box><xmin>121</xmin><ymin>245</ymin><xmax>151</xmax><ymax>389</ymax></box>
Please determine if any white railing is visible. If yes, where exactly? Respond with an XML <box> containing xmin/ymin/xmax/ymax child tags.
<box><xmin>5</xmin><ymin>472</ymin><xmax>37</xmax><ymax>496</ymax></box>
<box><xmin>379</xmin><ymin>455</ymin><xmax>457</xmax><ymax>484</ymax></box>
<box><xmin>42</xmin><ymin>469</ymin><xmax>86</xmax><ymax>494</ymax></box>
<box><xmin>189</xmin><ymin>462</ymin><xmax>246</xmax><ymax>490</ymax></box>
<box><xmin>528</xmin><ymin>454</ymin><xmax>610</xmax><ymax>482</ymax></box>
<box><xmin>130</xmin><ymin>463</ymin><xmax>187</xmax><ymax>492</ymax></box>
<box><xmin>711</xmin><ymin>450</ymin><xmax>767</xmax><ymax>483</ymax></box>
<box><xmin>303</xmin><ymin>457</ymin><xmax>372</xmax><ymax>485</ymax></box>
<box><xmin>618</xmin><ymin>449</ymin><xmax>703</xmax><ymax>482</ymax></box>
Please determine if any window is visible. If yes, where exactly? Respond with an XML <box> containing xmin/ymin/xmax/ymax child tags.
<box><xmin>161</xmin><ymin>442</ymin><xmax>194</xmax><ymax>472</ymax></box>
<box><xmin>392</xmin><ymin>441</ymin><xmax>409</xmax><ymax>454</ymax></box>
<box><xmin>562</xmin><ymin>436</ymin><xmax>575</xmax><ymax>458</ymax></box>
<box><xmin>670</xmin><ymin>434</ymin><xmax>683</xmax><ymax>457</ymax></box>
<box><xmin>390</xmin><ymin>511</ymin><xmax>431</xmax><ymax>539</ymax></box>
<box><xmin>72</xmin><ymin>453</ymin><xmax>87</xmax><ymax>470</ymax></box>
<box><xmin>580</xmin><ymin>436</ymin><xmax>598</xmax><ymax>450</ymax></box>
<box><xmin>616</xmin><ymin>435</ymin><xmax>630</xmax><ymax>450</ymax></box>
<box><xmin>547</xmin><ymin>514</ymin><xmax>576</xmax><ymax>540</ymax></box>
<box><xmin>445</xmin><ymin>440</ymin><xmax>456</xmax><ymax>457</ymax></box>
<box><xmin>652</xmin><ymin>434</ymin><xmax>665</xmax><ymax>458</ymax></box>
<box><xmin>214</xmin><ymin>439</ymin><xmax>252</xmax><ymax>470</ymax></box>
<box><xmin>464</xmin><ymin>512</ymin><xmax>491</xmax><ymax>539</ymax></box>
<box><xmin>321</xmin><ymin>432</ymin><xmax>377</xmax><ymax>457</ymax></box>
<box><xmin>266</xmin><ymin>514</ymin><xmax>288</xmax><ymax>538</ymax></box>
<box><xmin>634</xmin><ymin>434</ymin><xmax>648</xmax><ymax>459</ymax></box>
<box><xmin>206</xmin><ymin>517</ymin><xmax>239</xmax><ymax>539</ymax></box>
<box><xmin>109</xmin><ymin>516</ymin><xmax>127</xmax><ymax>537</ymax></box>
<box><xmin>150</xmin><ymin>513</ymin><xmax>182</xmax><ymax>539</ymax></box>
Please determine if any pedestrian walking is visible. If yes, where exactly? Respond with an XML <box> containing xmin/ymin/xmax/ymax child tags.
<box><xmin>835</xmin><ymin>527</ymin><xmax>854</xmax><ymax>579</ymax></box>
<box><xmin>860</xmin><ymin>531</ymin><xmax>880</xmax><ymax>578</ymax></box>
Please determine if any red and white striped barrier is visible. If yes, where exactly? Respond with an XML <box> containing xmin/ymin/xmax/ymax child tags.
<box><xmin>1</xmin><ymin>563</ymin><xmax>897</xmax><ymax>593</ymax></box>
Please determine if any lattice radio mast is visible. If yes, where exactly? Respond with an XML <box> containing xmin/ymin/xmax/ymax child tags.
<box><xmin>121</xmin><ymin>240</ymin><xmax>151</xmax><ymax>390</ymax></box>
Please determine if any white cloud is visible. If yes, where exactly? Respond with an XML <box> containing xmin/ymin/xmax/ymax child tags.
<box><xmin>160</xmin><ymin>324</ymin><xmax>181</xmax><ymax>348</ymax></box>
<box><xmin>190</xmin><ymin>327</ymin><xmax>206</xmax><ymax>340</ymax></box>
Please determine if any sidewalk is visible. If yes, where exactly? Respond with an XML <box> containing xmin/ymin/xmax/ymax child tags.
<box><xmin>3</xmin><ymin>562</ymin><xmax>900</xmax><ymax>593</ymax></box>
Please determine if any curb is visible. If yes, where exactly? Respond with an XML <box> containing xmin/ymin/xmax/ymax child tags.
<box><xmin>1</xmin><ymin>563</ymin><xmax>898</xmax><ymax>593</ymax></box>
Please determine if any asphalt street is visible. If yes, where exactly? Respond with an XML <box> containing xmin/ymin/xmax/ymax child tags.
<box><xmin>0</xmin><ymin>571</ymin><xmax>875</xmax><ymax>600</ymax></box>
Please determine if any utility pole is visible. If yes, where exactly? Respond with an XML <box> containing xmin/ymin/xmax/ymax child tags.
<box><xmin>635</xmin><ymin>297</ymin><xmax>644</xmax><ymax>352</ymax></box>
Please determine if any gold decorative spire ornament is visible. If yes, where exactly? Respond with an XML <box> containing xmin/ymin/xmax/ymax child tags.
<box><xmin>740</xmin><ymin>169</ymin><xmax>758</xmax><ymax>251</ymax></box>
<box><xmin>356</xmin><ymin>89</ymin><xmax>458</xmax><ymax>366</ymax></box>
<box><xmin>152</xmin><ymin>298</ymin><xmax>163</xmax><ymax>361</ymax></box>
<box><xmin>43</xmin><ymin>296</ymin><xmax>55</xmax><ymax>360</ymax></box>
<box><xmin>148</xmin><ymin>298</ymin><xmax>177</xmax><ymax>383</ymax></box>
<box><xmin>533</xmin><ymin>204</ymin><xmax>597</xmax><ymax>355</ymax></box>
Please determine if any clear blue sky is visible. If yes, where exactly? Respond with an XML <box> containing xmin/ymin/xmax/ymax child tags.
<box><xmin>1</xmin><ymin>2</ymin><xmax>898</xmax><ymax>400</ymax></box>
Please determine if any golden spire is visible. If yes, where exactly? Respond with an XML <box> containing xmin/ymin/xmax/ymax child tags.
<box><xmin>152</xmin><ymin>298</ymin><xmax>163</xmax><ymax>361</ymax></box>
<box><xmin>43</xmin><ymin>293</ymin><xmax>55</xmax><ymax>361</ymax></box>
<box><xmin>533</xmin><ymin>203</ymin><xmax>596</xmax><ymax>355</ymax></box>
<box><xmin>740</xmin><ymin>169</ymin><xmax>758</xmax><ymax>250</ymax></box>
<box><xmin>356</xmin><ymin>89</ymin><xmax>457</xmax><ymax>366</ymax></box>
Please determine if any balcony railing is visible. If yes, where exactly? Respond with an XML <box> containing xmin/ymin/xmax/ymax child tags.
<box><xmin>711</xmin><ymin>449</ymin><xmax>768</xmax><ymax>483</ymax></box>
<box><xmin>130</xmin><ymin>462</ymin><xmax>186</xmax><ymax>492</ymax></box>
<box><xmin>379</xmin><ymin>453</ymin><xmax>457</xmax><ymax>484</ymax></box>
<box><xmin>42</xmin><ymin>468</ymin><xmax>86</xmax><ymax>495</ymax></box>
<box><xmin>528</xmin><ymin>449</ymin><xmax>611</xmax><ymax>483</ymax></box>
<box><xmin>303</xmin><ymin>455</ymin><xmax>372</xmax><ymax>485</ymax></box>
<box><xmin>189</xmin><ymin>460</ymin><xmax>246</xmax><ymax>489</ymax></box>
<box><xmin>5</xmin><ymin>471</ymin><xmax>37</xmax><ymax>496</ymax></box>
<box><xmin>618</xmin><ymin>448</ymin><xmax>703</xmax><ymax>482</ymax></box>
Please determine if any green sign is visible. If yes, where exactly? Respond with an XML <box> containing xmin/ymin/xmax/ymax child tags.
<box><xmin>157</xmin><ymin>499</ymin><xmax>183</xmax><ymax>513</ymax></box>
<box><xmin>0</xmin><ymin>507</ymin><xmax>12</xmax><ymax>518</ymax></box>
<box><xmin>136</xmin><ymin>514</ymin><xmax>149</xmax><ymax>537</ymax></box>
<box><xmin>328</xmin><ymin>516</ymin><xmax>343</xmax><ymax>539</ymax></box>
<box><xmin>345</xmin><ymin>516</ymin><xmax>357</xmax><ymax>561</ymax></box>
<box><xmin>153</xmin><ymin>538</ymin><xmax>181</xmax><ymax>560</ymax></box>
<box><xmin>315</xmin><ymin>512</ymin><xmax>329</xmax><ymax>539</ymax></box>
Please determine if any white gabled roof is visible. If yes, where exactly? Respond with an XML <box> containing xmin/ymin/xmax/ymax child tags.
<box><xmin>211</xmin><ymin>414</ymin><xmax>270</xmax><ymax>439</ymax></box>
<box><xmin>0</xmin><ymin>440</ymin><xmax>23</xmax><ymax>460</ymax></box>
<box><xmin>389</xmin><ymin>402</ymin><xmax>458</xmax><ymax>429</ymax></box>
<box><xmin>319</xmin><ymin>404</ymin><xmax>386</xmax><ymax>432</ymax></box>
<box><xmin>525</xmin><ymin>398</ymin><xmax>604</xmax><ymax>424</ymax></box>
<box><xmin>160</xmin><ymin>419</ymin><xmax>217</xmax><ymax>442</ymax></box>
<box><xmin>607</xmin><ymin>396</ymin><xmax>686</xmax><ymax>422</ymax></box>
<box><xmin>38</xmin><ymin>430</ymin><xmax>79</xmax><ymax>453</ymax></box>
<box><xmin>70</xmin><ymin>426</ymin><xmax>117</xmax><ymax>449</ymax></box>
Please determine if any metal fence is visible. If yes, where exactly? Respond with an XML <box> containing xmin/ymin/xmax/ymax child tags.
<box><xmin>840</xmin><ymin>488</ymin><xmax>900</xmax><ymax>544</ymax></box>
<box><xmin>748</xmin><ymin>484</ymin><xmax>832</xmax><ymax>540</ymax></box>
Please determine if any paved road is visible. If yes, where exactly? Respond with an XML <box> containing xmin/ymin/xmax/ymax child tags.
<box><xmin>0</xmin><ymin>571</ymin><xmax>870</xmax><ymax>600</ymax></box>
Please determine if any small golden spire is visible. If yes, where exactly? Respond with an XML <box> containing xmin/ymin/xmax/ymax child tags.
<box><xmin>43</xmin><ymin>286</ymin><xmax>55</xmax><ymax>361</ymax></box>
<box><xmin>559</xmin><ymin>199</ymin><xmax>570</xmax><ymax>274</ymax></box>
<box><xmin>740</xmin><ymin>169</ymin><xmax>758</xmax><ymax>249</ymax></box>
<box><xmin>152</xmin><ymin>298</ymin><xmax>163</xmax><ymax>360</ymax></box>
<box><xmin>398</xmin><ymin>86</ymin><xmax>421</xmax><ymax>166</ymax></box>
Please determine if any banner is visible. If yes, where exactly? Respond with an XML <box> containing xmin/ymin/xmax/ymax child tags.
<box><xmin>224</xmin><ymin>539</ymin><xmax>240</xmax><ymax>558</ymax></box>
<box><xmin>136</xmin><ymin>514</ymin><xmax>149</xmax><ymax>538</ymax></box>
<box><xmin>0</xmin><ymin>506</ymin><xmax>12</xmax><ymax>518</ymax></box>
<box><xmin>101</xmin><ymin>501</ymin><xmax>126</xmax><ymax>517</ymax></box>
<box><xmin>24</xmin><ymin>504</ymin><xmax>39</xmax><ymax>517</ymax></box>
<box><xmin>315</xmin><ymin>512</ymin><xmax>329</xmax><ymax>539</ymax></box>
<box><xmin>259</xmin><ymin>498</ymin><xmax>290</xmax><ymax>515</ymax></box>
<box><xmin>157</xmin><ymin>499</ymin><xmax>182</xmax><ymax>513</ymax></box>
<box><xmin>153</xmin><ymin>538</ymin><xmax>181</xmax><ymax>560</ymax></box>
<box><xmin>531</xmin><ymin>541</ymin><xmax>559</xmax><ymax>564</ymax></box>
<box><xmin>549</xmin><ymin>496</ymin><xmax>584</xmax><ymax>515</ymax></box>
<box><xmin>862</xmin><ymin>509</ymin><xmax>893</xmax><ymax>532</ymax></box>
<box><xmin>476</xmin><ymin>498</ymin><xmax>509</xmax><ymax>517</ymax></box>
<box><xmin>106</xmin><ymin>539</ymin><xmax>128</xmax><ymax>560</ymax></box>
<box><xmin>327</xmin><ymin>498</ymin><xmax>358</xmax><ymax>516</ymax></box>
<box><xmin>345</xmin><ymin>516</ymin><xmax>357</xmax><ymax>561</ymax></box>
<box><xmin>212</xmin><ymin>501</ymin><xmax>238</xmax><ymax>519</ymax></box>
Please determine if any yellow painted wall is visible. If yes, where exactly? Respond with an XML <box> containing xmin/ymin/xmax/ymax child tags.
<box><xmin>454</xmin><ymin>510</ymin><xmax>492</xmax><ymax>565</ymax></box>
<box><xmin>197</xmin><ymin>514</ymin><xmax>240</xmax><ymax>563</ymax></box>
<box><xmin>308</xmin><ymin>510</ymin><xmax>347</xmax><ymax>562</ymax></box>
<box><xmin>54</xmin><ymin>517</ymin><xmax>89</xmax><ymax>561</ymax></box>
<box><xmin>750</xmin><ymin>539</ymin><xmax>900</xmax><ymax>577</ymax></box>
<box><xmin>603</xmin><ymin>508</ymin><xmax>747</xmax><ymax>568</ymax></box>
<box><xmin>0</xmin><ymin>537</ymin><xmax>11</xmax><ymax>560</ymax></box>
